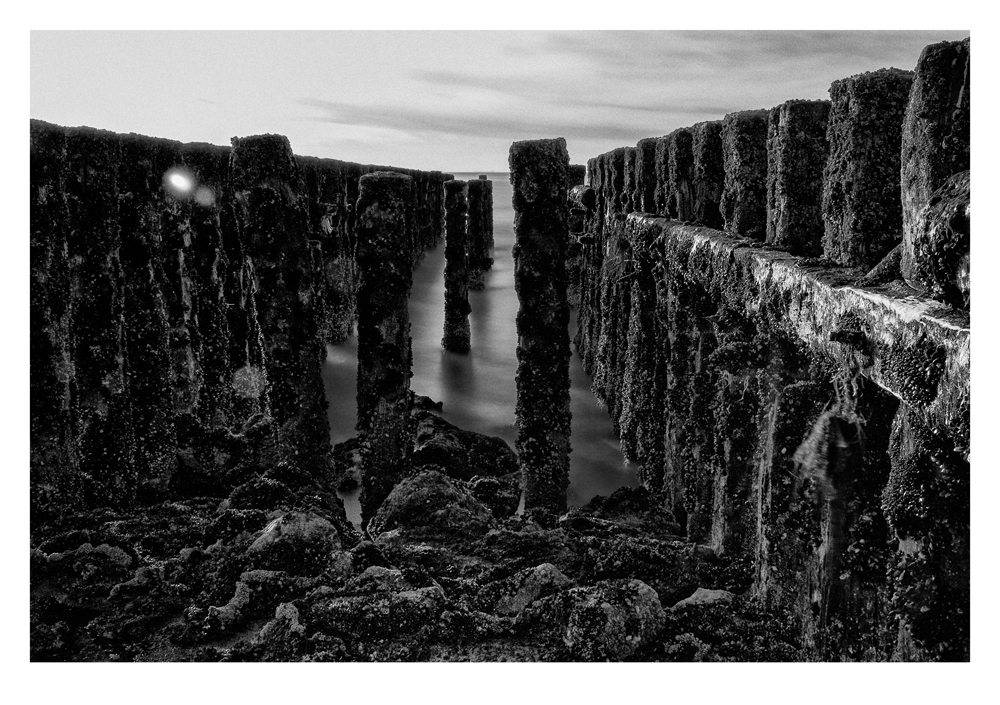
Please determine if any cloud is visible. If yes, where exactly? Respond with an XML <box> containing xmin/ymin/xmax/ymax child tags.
<box><xmin>300</xmin><ymin>97</ymin><xmax>673</xmax><ymax>144</ymax></box>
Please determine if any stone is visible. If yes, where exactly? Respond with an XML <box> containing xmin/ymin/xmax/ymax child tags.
<box><xmin>308</xmin><ymin>585</ymin><xmax>446</xmax><ymax>641</ymax></box>
<box><xmin>521</xmin><ymin>578</ymin><xmax>665</xmax><ymax>661</ymax></box>
<box><xmin>411</xmin><ymin>409</ymin><xmax>518</xmax><ymax>481</ymax></box>
<box><xmin>496</xmin><ymin>563</ymin><xmax>574</xmax><ymax>616</ymax></box>
<box><xmin>348</xmin><ymin>565</ymin><xmax>412</xmax><ymax>593</ymax></box>
<box><xmin>466</xmin><ymin>473</ymin><xmax>522</xmax><ymax>520</ymax></box>
<box><xmin>246</xmin><ymin>511</ymin><xmax>342</xmax><ymax>576</ymax></box>
<box><xmin>671</xmin><ymin>587</ymin><xmax>736</xmax><ymax>609</ymax></box>
<box><xmin>368</xmin><ymin>469</ymin><xmax>497</xmax><ymax>539</ymax></box>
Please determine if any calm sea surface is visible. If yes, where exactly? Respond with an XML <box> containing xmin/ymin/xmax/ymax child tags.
<box><xmin>322</xmin><ymin>172</ymin><xmax>636</xmax><ymax>521</ymax></box>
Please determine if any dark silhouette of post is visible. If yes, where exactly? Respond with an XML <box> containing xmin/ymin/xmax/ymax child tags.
<box><xmin>509</xmin><ymin>137</ymin><xmax>572</xmax><ymax>517</ymax></box>
<box><xmin>442</xmin><ymin>179</ymin><xmax>471</xmax><ymax>352</ymax></box>
<box><xmin>355</xmin><ymin>171</ymin><xmax>415</xmax><ymax>527</ymax></box>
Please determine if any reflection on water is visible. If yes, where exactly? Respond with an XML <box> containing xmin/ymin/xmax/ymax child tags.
<box><xmin>321</xmin><ymin>172</ymin><xmax>636</xmax><ymax>509</ymax></box>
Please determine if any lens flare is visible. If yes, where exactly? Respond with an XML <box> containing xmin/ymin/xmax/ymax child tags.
<box><xmin>170</xmin><ymin>173</ymin><xmax>192</xmax><ymax>191</ymax></box>
<box><xmin>194</xmin><ymin>186</ymin><xmax>216</xmax><ymax>207</ymax></box>
<box><xmin>163</xmin><ymin>167</ymin><xmax>197</xmax><ymax>200</ymax></box>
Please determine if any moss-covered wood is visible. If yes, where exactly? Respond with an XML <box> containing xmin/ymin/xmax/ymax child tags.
<box><xmin>900</xmin><ymin>38</ymin><xmax>970</xmax><ymax>297</ymax></box>
<box><xmin>721</xmin><ymin>109</ymin><xmax>769</xmax><ymax>240</ymax></box>
<box><xmin>442</xmin><ymin>180</ymin><xmax>471</xmax><ymax>352</ymax></box>
<box><xmin>691</xmin><ymin>121</ymin><xmax>724</xmax><ymax>229</ymax></box>
<box><xmin>766</xmin><ymin>100</ymin><xmax>830</xmax><ymax>256</ymax></box>
<box><xmin>667</xmin><ymin>128</ymin><xmax>695</xmax><ymax>220</ymax></box>
<box><xmin>467</xmin><ymin>178</ymin><xmax>490</xmax><ymax>290</ymax></box>
<box><xmin>822</xmin><ymin>68</ymin><xmax>914</xmax><ymax>269</ymax></box>
<box><xmin>29</xmin><ymin>120</ymin><xmax>450</xmax><ymax>519</ymax></box>
<box><xmin>574</xmin><ymin>210</ymin><xmax>969</xmax><ymax>660</ymax></box>
<box><xmin>355</xmin><ymin>171</ymin><xmax>416</xmax><ymax>526</ymax></box>
<box><xmin>509</xmin><ymin>138</ymin><xmax>573</xmax><ymax>517</ymax></box>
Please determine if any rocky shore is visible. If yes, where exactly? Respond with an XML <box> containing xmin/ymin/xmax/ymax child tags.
<box><xmin>31</xmin><ymin>403</ymin><xmax>810</xmax><ymax>662</ymax></box>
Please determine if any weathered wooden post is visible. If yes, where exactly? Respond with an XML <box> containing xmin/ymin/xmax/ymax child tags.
<box><xmin>691</xmin><ymin>120</ymin><xmax>724</xmax><ymax>229</ymax></box>
<box><xmin>667</xmin><ymin>127</ymin><xmax>694</xmax><ymax>221</ymax></box>
<box><xmin>721</xmin><ymin>110</ymin><xmax>769</xmax><ymax>239</ymax></box>
<box><xmin>467</xmin><ymin>178</ymin><xmax>489</xmax><ymax>290</ymax></box>
<box><xmin>442</xmin><ymin>179</ymin><xmax>472</xmax><ymax>352</ymax></box>
<box><xmin>229</xmin><ymin>134</ymin><xmax>331</xmax><ymax>469</ymax></box>
<box><xmin>509</xmin><ymin>138</ymin><xmax>572</xmax><ymax>517</ymax></box>
<box><xmin>355</xmin><ymin>171</ymin><xmax>415</xmax><ymax>525</ymax></box>
<box><xmin>900</xmin><ymin>38</ymin><xmax>970</xmax><ymax>307</ymax></box>
<box><xmin>766</xmin><ymin>100</ymin><xmax>830</xmax><ymax>256</ymax></box>
<box><xmin>822</xmin><ymin>68</ymin><xmax>914</xmax><ymax>268</ymax></box>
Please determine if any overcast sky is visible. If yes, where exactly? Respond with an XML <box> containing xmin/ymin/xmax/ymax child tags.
<box><xmin>30</xmin><ymin>30</ymin><xmax>969</xmax><ymax>172</ymax></box>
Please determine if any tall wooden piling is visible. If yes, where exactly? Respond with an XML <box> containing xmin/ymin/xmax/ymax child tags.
<box><xmin>766</xmin><ymin>100</ymin><xmax>830</xmax><ymax>256</ymax></box>
<box><xmin>467</xmin><ymin>178</ymin><xmax>489</xmax><ymax>290</ymax></box>
<box><xmin>229</xmin><ymin>134</ymin><xmax>331</xmax><ymax>469</ymax></box>
<box><xmin>355</xmin><ymin>171</ymin><xmax>415</xmax><ymax>525</ymax></box>
<box><xmin>721</xmin><ymin>110</ymin><xmax>770</xmax><ymax>239</ymax></box>
<box><xmin>822</xmin><ymin>68</ymin><xmax>914</xmax><ymax>268</ymax></box>
<box><xmin>509</xmin><ymin>137</ymin><xmax>572</xmax><ymax>517</ymax></box>
<box><xmin>442</xmin><ymin>180</ymin><xmax>472</xmax><ymax>352</ymax></box>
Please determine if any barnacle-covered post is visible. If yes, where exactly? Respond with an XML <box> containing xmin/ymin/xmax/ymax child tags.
<box><xmin>721</xmin><ymin>110</ymin><xmax>769</xmax><ymax>239</ymax></box>
<box><xmin>900</xmin><ymin>38</ymin><xmax>970</xmax><ymax>308</ymax></box>
<box><xmin>442</xmin><ymin>179</ymin><xmax>471</xmax><ymax>352</ymax></box>
<box><xmin>509</xmin><ymin>137</ymin><xmax>572</xmax><ymax>516</ymax></box>
<box><xmin>766</xmin><ymin>100</ymin><xmax>831</xmax><ymax>256</ymax></box>
<box><xmin>229</xmin><ymin>133</ymin><xmax>331</xmax><ymax>467</ymax></box>
<box><xmin>822</xmin><ymin>68</ymin><xmax>914</xmax><ymax>268</ymax></box>
<box><xmin>355</xmin><ymin>171</ymin><xmax>415</xmax><ymax>525</ymax></box>
<box><xmin>467</xmin><ymin>178</ymin><xmax>489</xmax><ymax>290</ymax></box>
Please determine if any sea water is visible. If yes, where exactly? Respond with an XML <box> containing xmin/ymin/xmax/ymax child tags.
<box><xmin>322</xmin><ymin>172</ymin><xmax>636</xmax><ymax>524</ymax></box>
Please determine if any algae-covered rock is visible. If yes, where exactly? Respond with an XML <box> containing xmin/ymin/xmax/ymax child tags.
<box><xmin>307</xmin><ymin>584</ymin><xmax>447</xmax><ymax>642</ymax></box>
<box><xmin>368</xmin><ymin>469</ymin><xmax>496</xmax><ymax>540</ymax></box>
<box><xmin>671</xmin><ymin>587</ymin><xmax>736</xmax><ymax>609</ymax></box>
<box><xmin>411</xmin><ymin>410</ymin><xmax>517</xmax><ymax>480</ymax></box>
<box><xmin>495</xmin><ymin>563</ymin><xmax>574</xmax><ymax>616</ymax></box>
<box><xmin>246</xmin><ymin>511</ymin><xmax>343</xmax><ymax>576</ymax></box>
<box><xmin>519</xmin><ymin>578</ymin><xmax>665</xmax><ymax>661</ymax></box>
<box><xmin>466</xmin><ymin>473</ymin><xmax>522</xmax><ymax>520</ymax></box>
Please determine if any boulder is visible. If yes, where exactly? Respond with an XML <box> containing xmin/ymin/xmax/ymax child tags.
<box><xmin>307</xmin><ymin>585</ymin><xmax>447</xmax><ymax>640</ymax></box>
<box><xmin>368</xmin><ymin>470</ymin><xmax>497</xmax><ymax>539</ymax></box>
<box><xmin>246</xmin><ymin>511</ymin><xmax>343</xmax><ymax>576</ymax></box>
<box><xmin>520</xmin><ymin>579</ymin><xmax>665</xmax><ymax>661</ymax></box>
<box><xmin>466</xmin><ymin>472</ymin><xmax>522</xmax><ymax>519</ymax></box>
<box><xmin>671</xmin><ymin>587</ymin><xmax>736</xmax><ymax>610</ymax></box>
<box><xmin>496</xmin><ymin>563</ymin><xmax>574</xmax><ymax>616</ymax></box>
<box><xmin>411</xmin><ymin>410</ymin><xmax>518</xmax><ymax>481</ymax></box>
